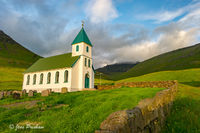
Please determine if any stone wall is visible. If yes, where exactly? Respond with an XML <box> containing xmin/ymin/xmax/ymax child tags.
<box><xmin>96</xmin><ymin>81</ymin><xmax>178</xmax><ymax>133</ymax></box>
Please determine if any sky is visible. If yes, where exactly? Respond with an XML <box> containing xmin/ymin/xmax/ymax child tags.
<box><xmin>0</xmin><ymin>0</ymin><xmax>200</xmax><ymax>68</ymax></box>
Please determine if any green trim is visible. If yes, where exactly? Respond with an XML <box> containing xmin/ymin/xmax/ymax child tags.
<box><xmin>76</xmin><ymin>45</ymin><xmax>79</xmax><ymax>52</ymax></box>
<box><xmin>88</xmin><ymin>59</ymin><xmax>90</xmax><ymax>67</ymax></box>
<box><xmin>71</xmin><ymin>28</ymin><xmax>93</xmax><ymax>46</ymax></box>
<box><xmin>64</xmin><ymin>81</ymin><xmax>68</xmax><ymax>83</ymax></box>
<box><xmin>71</xmin><ymin>56</ymin><xmax>80</xmax><ymax>67</ymax></box>
<box><xmin>92</xmin><ymin>65</ymin><xmax>96</xmax><ymax>73</ymax></box>
<box><xmin>85</xmin><ymin>58</ymin><xmax>87</xmax><ymax>67</ymax></box>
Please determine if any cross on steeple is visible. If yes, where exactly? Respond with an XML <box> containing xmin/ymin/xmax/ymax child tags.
<box><xmin>81</xmin><ymin>20</ymin><xmax>84</xmax><ymax>28</ymax></box>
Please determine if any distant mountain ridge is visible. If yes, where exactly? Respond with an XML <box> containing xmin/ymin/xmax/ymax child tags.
<box><xmin>117</xmin><ymin>43</ymin><xmax>200</xmax><ymax>80</ymax></box>
<box><xmin>0</xmin><ymin>30</ymin><xmax>41</xmax><ymax>68</ymax></box>
<box><xmin>96</xmin><ymin>62</ymin><xmax>139</xmax><ymax>75</ymax></box>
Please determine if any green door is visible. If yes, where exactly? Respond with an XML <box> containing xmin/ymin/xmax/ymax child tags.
<box><xmin>85</xmin><ymin>74</ymin><xmax>89</xmax><ymax>88</ymax></box>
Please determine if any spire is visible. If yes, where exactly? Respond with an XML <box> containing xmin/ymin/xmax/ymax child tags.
<box><xmin>82</xmin><ymin>20</ymin><xmax>84</xmax><ymax>28</ymax></box>
<box><xmin>71</xmin><ymin>23</ymin><xmax>92</xmax><ymax>46</ymax></box>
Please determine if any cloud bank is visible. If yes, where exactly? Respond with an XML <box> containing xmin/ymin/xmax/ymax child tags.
<box><xmin>0</xmin><ymin>0</ymin><xmax>199</xmax><ymax>68</ymax></box>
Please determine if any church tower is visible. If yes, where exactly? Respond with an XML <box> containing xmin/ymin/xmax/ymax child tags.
<box><xmin>71</xmin><ymin>23</ymin><xmax>94</xmax><ymax>90</ymax></box>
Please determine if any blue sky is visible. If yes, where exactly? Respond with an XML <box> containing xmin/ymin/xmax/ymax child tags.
<box><xmin>0</xmin><ymin>0</ymin><xmax>199</xmax><ymax>68</ymax></box>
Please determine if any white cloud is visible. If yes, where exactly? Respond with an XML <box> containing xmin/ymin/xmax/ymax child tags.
<box><xmin>85</xmin><ymin>0</ymin><xmax>118</xmax><ymax>23</ymax></box>
<box><xmin>138</xmin><ymin>1</ymin><xmax>200</xmax><ymax>23</ymax></box>
<box><xmin>114</xmin><ymin>28</ymin><xmax>199</xmax><ymax>63</ymax></box>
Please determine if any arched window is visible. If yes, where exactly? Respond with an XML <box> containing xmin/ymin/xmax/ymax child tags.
<box><xmin>64</xmin><ymin>70</ymin><xmax>68</xmax><ymax>83</ymax></box>
<box><xmin>33</xmin><ymin>74</ymin><xmax>36</xmax><ymax>85</ymax></box>
<box><xmin>40</xmin><ymin>73</ymin><xmax>43</xmax><ymax>84</ymax></box>
<box><xmin>85</xmin><ymin>58</ymin><xmax>87</xmax><ymax>67</ymax></box>
<box><xmin>47</xmin><ymin>72</ymin><xmax>51</xmax><ymax>84</ymax></box>
<box><xmin>76</xmin><ymin>45</ymin><xmax>79</xmax><ymax>52</ymax></box>
<box><xmin>26</xmin><ymin>75</ymin><xmax>30</xmax><ymax>85</ymax></box>
<box><xmin>88</xmin><ymin>59</ymin><xmax>90</xmax><ymax>67</ymax></box>
<box><xmin>55</xmin><ymin>71</ymin><xmax>59</xmax><ymax>83</ymax></box>
<box><xmin>86</xmin><ymin>46</ymin><xmax>89</xmax><ymax>52</ymax></box>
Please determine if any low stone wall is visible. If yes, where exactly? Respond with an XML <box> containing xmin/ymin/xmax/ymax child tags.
<box><xmin>96</xmin><ymin>81</ymin><xmax>178</xmax><ymax>133</ymax></box>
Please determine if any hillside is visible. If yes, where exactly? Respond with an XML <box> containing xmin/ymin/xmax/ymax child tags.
<box><xmin>0</xmin><ymin>30</ymin><xmax>41</xmax><ymax>90</ymax></box>
<box><xmin>117</xmin><ymin>68</ymin><xmax>200</xmax><ymax>87</ymax></box>
<box><xmin>0</xmin><ymin>30</ymin><xmax>41</xmax><ymax>68</ymax></box>
<box><xmin>117</xmin><ymin>43</ymin><xmax>200</xmax><ymax>80</ymax></box>
<box><xmin>96</xmin><ymin>62</ymin><xmax>138</xmax><ymax>75</ymax></box>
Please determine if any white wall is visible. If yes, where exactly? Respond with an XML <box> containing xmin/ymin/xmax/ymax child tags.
<box><xmin>72</xmin><ymin>42</ymin><xmax>92</xmax><ymax>57</ymax></box>
<box><xmin>22</xmin><ymin>68</ymin><xmax>72</xmax><ymax>92</ymax></box>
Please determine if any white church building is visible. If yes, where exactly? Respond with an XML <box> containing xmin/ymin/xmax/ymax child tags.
<box><xmin>22</xmin><ymin>26</ymin><xmax>94</xmax><ymax>92</ymax></box>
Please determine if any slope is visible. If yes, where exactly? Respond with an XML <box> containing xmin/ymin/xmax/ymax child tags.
<box><xmin>0</xmin><ymin>30</ymin><xmax>41</xmax><ymax>68</ymax></box>
<box><xmin>0</xmin><ymin>30</ymin><xmax>41</xmax><ymax>90</ymax></box>
<box><xmin>117</xmin><ymin>43</ymin><xmax>200</xmax><ymax>80</ymax></box>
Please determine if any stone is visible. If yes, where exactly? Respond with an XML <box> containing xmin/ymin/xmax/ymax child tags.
<box><xmin>61</xmin><ymin>87</ymin><xmax>68</xmax><ymax>93</ymax></box>
<box><xmin>28</xmin><ymin>90</ymin><xmax>34</xmax><ymax>97</ymax></box>
<box><xmin>6</xmin><ymin>91</ymin><xmax>12</xmax><ymax>97</ymax></box>
<box><xmin>41</xmin><ymin>90</ymin><xmax>50</xmax><ymax>97</ymax></box>
<box><xmin>0</xmin><ymin>91</ymin><xmax>4</xmax><ymax>99</ymax></box>
<box><xmin>22</xmin><ymin>90</ymin><xmax>26</xmax><ymax>96</ymax></box>
<box><xmin>13</xmin><ymin>91</ymin><xmax>22</xmax><ymax>97</ymax></box>
<box><xmin>100</xmin><ymin>110</ymin><xmax>130</xmax><ymax>132</ymax></box>
<box><xmin>13</xmin><ymin>93</ymin><xmax>20</xmax><ymax>99</ymax></box>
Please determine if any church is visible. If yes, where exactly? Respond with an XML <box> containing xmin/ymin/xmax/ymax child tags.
<box><xmin>22</xmin><ymin>26</ymin><xmax>94</xmax><ymax>92</ymax></box>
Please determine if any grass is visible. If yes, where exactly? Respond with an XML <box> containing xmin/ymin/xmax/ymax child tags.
<box><xmin>117</xmin><ymin>68</ymin><xmax>200</xmax><ymax>86</ymax></box>
<box><xmin>118</xmin><ymin>43</ymin><xmax>200</xmax><ymax>80</ymax></box>
<box><xmin>0</xmin><ymin>87</ymin><xmax>164</xmax><ymax>133</ymax></box>
<box><xmin>163</xmin><ymin>84</ymin><xmax>200</xmax><ymax>132</ymax></box>
<box><xmin>0</xmin><ymin>67</ymin><xmax>25</xmax><ymax>90</ymax></box>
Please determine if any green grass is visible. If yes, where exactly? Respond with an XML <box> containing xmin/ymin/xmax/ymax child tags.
<box><xmin>0</xmin><ymin>67</ymin><xmax>25</xmax><ymax>90</ymax></box>
<box><xmin>117</xmin><ymin>43</ymin><xmax>200</xmax><ymax>80</ymax></box>
<box><xmin>0</xmin><ymin>87</ymin><xmax>164</xmax><ymax>133</ymax></box>
<box><xmin>163</xmin><ymin>84</ymin><xmax>200</xmax><ymax>132</ymax></box>
<box><xmin>117</xmin><ymin>68</ymin><xmax>200</xmax><ymax>86</ymax></box>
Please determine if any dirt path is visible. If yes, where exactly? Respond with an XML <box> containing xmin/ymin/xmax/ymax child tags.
<box><xmin>0</xmin><ymin>100</ymin><xmax>41</xmax><ymax>109</ymax></box>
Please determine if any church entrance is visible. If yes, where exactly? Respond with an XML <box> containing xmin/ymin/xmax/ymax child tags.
<box><xmin>85</xmin><ymin>74</ymin><xmax>89</xmax><ymax>88</ymax></box>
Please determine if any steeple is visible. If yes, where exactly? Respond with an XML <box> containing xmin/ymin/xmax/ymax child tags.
<box><xmin>71</xmin><ymin>25</ymin><xmax>92</xmax><ymax>47</ymax></box>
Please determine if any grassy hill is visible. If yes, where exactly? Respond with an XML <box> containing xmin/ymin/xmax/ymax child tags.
<box><xmin>0</xmin><ymin>30</ymin><xmax>41</xmax><ymax>68</ymax></box>
<box><xmin>0</xmin><ymin>30</ymin><xmax>41</xmax><ymax>90</ymax></box>
<box><xmin>117</xmin><ymin>68</ymin><xmax>200</xmax><ymax>87</ymax></box>
<box><xmin>117</xmin><ymin>43</ymin><xmax>200</xmax><ymax>80</ymax></box>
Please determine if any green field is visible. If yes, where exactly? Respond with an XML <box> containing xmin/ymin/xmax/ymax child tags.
<box><xmin>0</xmin><ymin>87</ymin><xmax>163</xmax><ymax>132</ymax></box>
<box><xmin>117</xmin><ymin>68</ymin><xmax>200</xmax><ymax>87</ymax></box>
<box><xmin>0</xmin><ymin>67</ymin><xmax>25</xmax><ymax>90</ymax></box>
<box><xmin>163</xmin><ymin>84</ymin><xmax>200</xmax><ymax>132</ymax></box>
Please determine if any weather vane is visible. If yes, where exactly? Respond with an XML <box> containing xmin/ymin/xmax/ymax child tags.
<box><xmin>81</xmin><ymin>20</ymin><xmax>84</xmax><ymax>28</ymax></box>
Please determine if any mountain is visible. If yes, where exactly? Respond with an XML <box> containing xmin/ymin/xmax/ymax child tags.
<box><xmin>117</xmin><ymin>43</ymin><xmax>200</xmax><ymax>80</ymax></box>
<box><xmin>96</xmin><ymin>62</ymin><xmax>139</xmax><ymax>74</ymax></box>
<box><xmin>0</xmin><ymin>30</ymin><xmax>41</xmax><ymax>90</ymax></box>
<box><xmin>0</xmin><ymin>30</ymin><xmax>41</xmax><ymax>68</ymax></box>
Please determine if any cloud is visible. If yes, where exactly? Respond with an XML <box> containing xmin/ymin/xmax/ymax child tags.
<box><xmin>0</xmin><ymin>0</ymin><xmax>199</xmax><ymax>69</ymax></box>
<box><xmin>85</xmin><ymin>0</ymin><xmax>118</xmax><ymax>23</ymax></box>
<box><xmin>140</xmin><ymin>10</ymin><xmax>184</xmax><ymax>23</ymax></box>
<box><xmin>138</xmin><ymin>1</ymin><xmax>200</xmax><ymax>23</ymax></box>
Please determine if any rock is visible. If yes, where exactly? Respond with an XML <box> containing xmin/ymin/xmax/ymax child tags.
<box><xmin>28</xmin><ymin>90</ymin><xmax>34</xmax><ymax>97</ymax></box>
<box><xmin>0</xmin><ymin>91</ymin><xmax>4</xmax><ymax>100</ymax></box>
<box><xmin>22</xmin><ymin>90</ymin><xmax>26</xmax><ymax>96</ymax></box>
<box><xmin>4</xmin><ymin>91</ymin><xmax>8</xmax><ymax>96</ymax></box>
<box><xmin>6</xmin><ymin>91</ymin><xmax>12</xmax><ymax>97</ymax></box>
<box><xmin>99</xmin><ymin>110</ymin><xmax>130</xmax><ymax>132</ymax></box>
<box><xmin>13</xmin><ymin>93</ymin><xmax>20</xmax><ymax>99</ymax></box>
<box><xmin>61</xmin><ymin>87</ymin><xmax>68</xmax><ymax>93</ymax></box>
<box><xmin>13</xmin><ymin>91</ymin><xmax>22</xmax><ymax>97</ymax></box>
<box><xmin>41</xmin><ymin>90</ymin><xmax>50</xmax><ymax>97</ymax></box>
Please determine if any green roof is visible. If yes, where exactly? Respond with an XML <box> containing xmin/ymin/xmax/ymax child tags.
<box><xmin>71</xmin><ymin>28</ymin><xmax>92</xmax><ymax>46</ymax></box>
<box><xmin>24</xmin><ymin>53</ymin><xmax>80</xmax><ymax>73</ymax></box>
